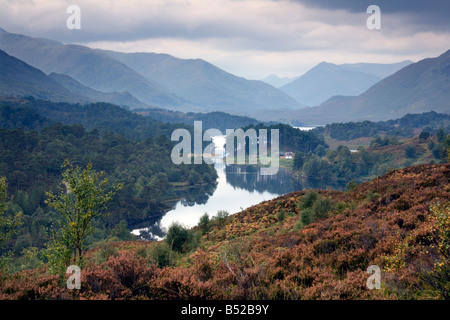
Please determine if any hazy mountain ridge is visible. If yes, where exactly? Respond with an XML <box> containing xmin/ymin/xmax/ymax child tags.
<box><xmin>0</xmin><ymin>49</ymin><xmax>86</xmax><ymax>103</ymax></box>
<box><xmin>48</xmin><ymin>73</ymin><xmax>149</xmax><ymax>109</ymax></box>
<box><xmin>280</xmin><ymin>60</ymin><xmax>413</xmax><ymax>107</ymax></box>
<box><xmin>0</xmin><ymin>28</ymin><xmax>189</xmax><ymax>110</ymax></box>
<box><xmin>99</xmin><ymin>50</ymin><xmax>302</xmax><ymax>116</ymax></box>
<box><xmin>288</xmin><ymin>50</ymin><xmax>450</xmax><ymax>124</ymax></box>
<box><xmin>260</xmin><ymin>74</ymin><xmax>297</xmax><ymax>88</ymax></box>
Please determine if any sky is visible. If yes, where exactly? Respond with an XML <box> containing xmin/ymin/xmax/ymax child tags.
<box><xmin>1</xmin><ymin>0</ymin><xmax>449</xmax><ymax>79</ymax></box>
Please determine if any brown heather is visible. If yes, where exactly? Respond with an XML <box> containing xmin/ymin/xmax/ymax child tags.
<box><xmin>1</xmin><ymin>164</ymin><xmax>449</xmax><ymax>300</ymax></box>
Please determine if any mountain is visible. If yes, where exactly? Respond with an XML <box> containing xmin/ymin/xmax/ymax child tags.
<box><xmin>287</xmin><ymin>50</ymin><xmax>450</xmax><ymax>125</ymax></box>
<box><xmin>0</xmin><ymin>28</ymin><xmax>189</xmax><ymax>110</ymax></box>
<box><xmin>48</xmin><ymin>73</ymin><xmax>149</xmax><ymax>109</ymax></box>
<box><xmin>0</xmin><ymin>49</ymin><xmax>85</xmax><ymax>103</ymax></box>
<box><xmin>99</xmin><ymin>50</ymin><xmax>301</xmax><ymax>116</ymax></box>
<box><xmin>260</xmin><ymin>74</ymin><xmax>296</xmax><ymax>88</ymax></box>
<box><xmin>281</xmin><ymin>61</ymin><xmax>412</xmax><ymax>106</ymax></box>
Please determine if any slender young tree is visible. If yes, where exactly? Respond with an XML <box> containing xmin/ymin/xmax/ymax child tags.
<box><xmin>45</xmin><ymin>160</ymin><xmax>122</xmax><ymax>271</ymax></box>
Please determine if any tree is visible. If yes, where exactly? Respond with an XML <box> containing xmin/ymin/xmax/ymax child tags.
<box><xmin>0</xmin><ymin>177</ymin><xmax>22</xmax><ymax>273</ymax></box>
<box><xmin>165</xmin><ymin>222</ymin><xmax>192</xmax><ymax>253</ymax></box>
<box><xmin>437</xmin><ymin>128</ymin><xmax>446</xmax><ymax>143</ymax></box>
<box><xmin>404</xmin><ymin>145</ymin><xmax>416</xmax><ymax>158</ymax></box>
<box><xmin>45</xmin><ymin>160</ymin><xmax>122</xmax><ymax>271</ymax></box>
<box><xmin>198</xmin><ymin>213</ymin><xmax>211</xmax><ymax>235</ymax></box>
<box><xmin>419</xmin><ymin>131</ymin><xmax>430</xmax><ymax>142</ymax></box>
<box><xmin>293</xmin><ymin>152</ymin><xmax>304</xmax><ymax>170</ymax></box>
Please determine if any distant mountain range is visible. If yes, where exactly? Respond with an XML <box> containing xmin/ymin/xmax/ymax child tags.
<box><xmin>98</xmin><ymin>50</ymin><xmax>301</xmax><ymax>115</ymax></box>
<box><xmin>260</xmin><ymin>50</ymin><xmax>450</xmax><ymax>125</ymax></box>
<box><xmin>0</xmin><ymin>28</ymin><xmax>300</xmax><ymax>116</ymax></box>
<box><xmin>0</xmin><ymin>27</ymin><xmax>448</xmax><ymax>125</ymax></box>
<box><xmin>0</xmin><ymin>28</ymin><xmax>186</xmax><ymax>110</ymax></box>
<box><xmin>260</xmin><ymin>74</ymin><xmax>297</xmax><ymax>88</ymax></box>
<box><xmin>280</xmin><ymin>61</ymin><xmax>412</xmax><ymax>106</ymax></box>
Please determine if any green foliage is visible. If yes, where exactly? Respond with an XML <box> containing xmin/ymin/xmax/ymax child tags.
<box><xmin>212</xmin><ymin>210</ymin><xmax>230</xmax><ymax>228</ymax></box>
<box><xmin>111</xmin><ymin>220</ymin><xmax>133</xmax><ymax>241</ymax></box>
<box><xmin>370</xmin><ymin>136</ymin><xmax>399</xmax><ymax>148</ymax></box>
<box><xmin>293</xmin><ymin>152</ymin><xmax>304</xmax><ymax>170</ymax></box>
<box><xmin>0</xmin><ymin>177</ymin><xmax>22</xmax><ymax>274</ymax></box>
<box><xmin>297</xmin><ymin>191</ymin><xmax>334</xmax><ymax>228</ymax></box>
<box><xmin>0</xmin><ymin>177</ymin><xmax>22</xmax><ymax>248</ymax></box>
<box><xmin>0</xmin><ymin>121</ymin><xmax>217</xmax><ymax>254</ymax></box>
<box><xmin>165</xmin><ymin>222</ymin><xmax>193</xmax><ymax>253</ymax></box>
<box><xmin>300</xmin><ymin>191</ymin><xmax>320</xmax><ymax>210</ymax></box>
<box><xmin>241</xmin><ymin>123</ymin><xmax>328</xmax><ymax>154</ymax></box>
<box><xmin>366</xmin><ymin>191</ymin><xmax>380</xmax><ymax>202</ymax></box>
<box><xmin>277</xmin><ymin>209</ymin><xmax>286</xmax><ymax>222</ymax></box>
<box><xmin>94</xmin><ymin>243</ymin><xmax>118</xmax><ymax>264</ymax></box>
<box><xmin>313</xmin><ymin>112</ymin><xmax>450</xmax><ymax>141</ymax></box>
<box><xmin>437</xmin><ymin>128</ymin><xmax>446</xmax><ymax>143</ymax></box>
<box><xmin>198</xmin><ymin>213</ymin><xmax>211</xmax><ymax>235</ymax></box>
<box><xmin>430</xmin><ymin>201</ymin><xmax>450</xmax><ymax>260</ymax></box>
<box><xmin>45</xmin><ymin>160</ymin><xmax>122</xmax><ymax>272</ymax></box>
<box><xmin>300</xmin><ymin>207</ymin><xmax>313</xmax><ymax>226</ymax></box>
<box><xmin>346</xmin><ymin>180</ymin><xmax>358</xmax><ymax>192</ymax></box>
<box><xmin>148</xmin><ymin>241</ymin><xmax>176</xmax><ymax>268</ymax></box>
<box><xmin>404</xmin><ymin>145</ymin><xmax>417</xmax><ymax>158</ymax></box>
<box><xmin>419</xmin><ymin>130</ymin><xmax>430</xmax><ymax>141</ymax></box>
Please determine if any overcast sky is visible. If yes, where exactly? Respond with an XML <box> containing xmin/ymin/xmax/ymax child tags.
<box><xmin>1</xmin><ymin>0</ymin><xmax>449</xmax><ymax>79</ymax></box>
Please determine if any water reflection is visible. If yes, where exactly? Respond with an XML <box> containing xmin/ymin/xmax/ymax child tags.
<box><xmin>131</xmin><ymin>133</ymin><xmax>344</xmax><ymax>240</ymax></box>
<box><xmin>132</xmin><ymin>134</ymin><xmax>306</xmax><ymax>240</ymax></box>
<box><xmin>225</xmin><ymin>164</ymin><xmax>301</xmax><ymax>195</ymax></box>
<box><xmin>132</xmin><ymin>160</ymin><xmax>301</xmax><ymax>240</ymax></box>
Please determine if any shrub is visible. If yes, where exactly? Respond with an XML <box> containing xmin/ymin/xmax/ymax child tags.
<box><xmin>404</xmin><ymin>145</ymin><xmax>417</xmax><ymax>158</ymax></box>
<box><xmin>277</xmin><ymin>209</ymin><xmax>286</xmax><ymax>222</ymax></box>
<box><xmin>300</xmin><ymin>191</ymin><xmax>320</xmax><ymax>210</ymax></box>
<box><xmin>148</xmin><ymin>242</ymin><xmax>176</xmax><ymax>268</ymax></box>
<box><xmin>212</xmin><ymin>210</ymin><xmax>229</xmax><ymax>228</ymax></box>
<box><xmin>312</xmin><ymin>197</ymin><xmax>333</xmax><ymax>219</ymax></box>
<box><xmin>301</xmin><ymin>208</ymin><xmax>314</xmax><ymax>226</ymax></box>
<box><xmin>198</xmin><ymin>213</ymin><xmax>211</xmax><ymax>235</ymax></box>
<box><xmin>165</xmin><ymin>222</ymin><xmax>192</xmax><ymax>253</ymax></box>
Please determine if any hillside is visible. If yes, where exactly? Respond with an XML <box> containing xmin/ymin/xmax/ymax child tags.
<box><xmin>100</xmin><ymin>50</ymin><xmax>301</xmax><ymax>116</ymax></box>
<box><xmin>285</xmin><ymin>50</ymin><xmax>450</xmax><ymax>124</ymax></box>
<box><xmin>280</xmin><ymin>61</ymin><xmax>411</xmax><ymax>107</ymax></box>
<box><xmin>135</xmin><ymin>109</ymin><xmax>264</xmax><ymax>132</ymax></box>
<box><xmin>48</xmin><ymin>73</ymin><xmax>149</xmax><ymax>109</ymax></box>
<box><xmin>0</xmin><ymin>97</ymin><xmax>190</xmax><ymax>141</ymax></box>
<box><xmin>0</xmin><ymin>49</ymin><xmax>85</xmax><ymax>103</ymax></box>
<box><xmin>1</xmin><ymin>163</ymin><xmax>448</xmax><ymax>300</ymax></box>
<box><xmin>0</xmin><ymin>28</ymin><xmax>188</xmax><ymax>110</ymax></box>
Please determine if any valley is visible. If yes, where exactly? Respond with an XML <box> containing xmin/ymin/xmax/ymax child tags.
<box><xmin>0</xmin><ymin>25</ymin><xmax>449</xmax><ymax>302</ymax></box>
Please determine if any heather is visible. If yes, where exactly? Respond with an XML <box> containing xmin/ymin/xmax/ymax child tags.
<box><xmin>1</xmin><ymin>164</ymin><xmax>448</xmax><ymax>300</ymax></box>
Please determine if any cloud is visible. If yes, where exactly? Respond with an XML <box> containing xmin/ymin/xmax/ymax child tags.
<box><xmin>0</xmin><ymin>0</ymin><xmax>449</xmax><ymax>79</ymax></box>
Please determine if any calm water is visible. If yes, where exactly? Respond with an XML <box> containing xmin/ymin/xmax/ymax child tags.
<box><xmin>132</xmin><ymin>135</ymin><xmax>302</xmax><ymax>240</ymax></box>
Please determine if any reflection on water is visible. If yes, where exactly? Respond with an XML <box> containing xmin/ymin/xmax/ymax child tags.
<box><xmin>131</xmin><ymin>160</ymin><xmax>301</xmax><ymax>240</ymax></box>
<box><xmin>225</xmin><ymin>164</ymin><xmax>301</xmax><ymax>195</ymax></box>
<box><xmin>132</xmin><ymin>135</ymin><xmax>303</xmax><ymax>240</ymax></box>
<box><xmin>131</xmin><ymin>133</ymin><xmax>344</xmax><ymax>240</ymax></box>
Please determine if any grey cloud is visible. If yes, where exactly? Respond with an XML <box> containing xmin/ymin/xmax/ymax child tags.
<box><xmin>291</xmin><ymin>0</ymin><xmax>450</xmax><ymax>30</ymax></box>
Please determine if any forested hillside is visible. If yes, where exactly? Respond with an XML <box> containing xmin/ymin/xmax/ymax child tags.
<box><xmin>0</xmin><ymin>99</ymin><xmax>218</xmax><ymax>258</ymax></box>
